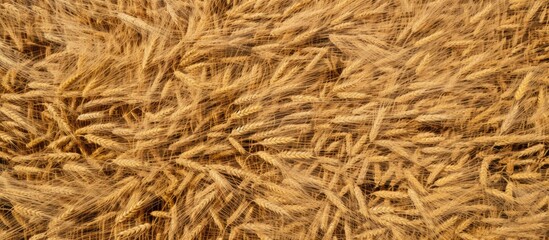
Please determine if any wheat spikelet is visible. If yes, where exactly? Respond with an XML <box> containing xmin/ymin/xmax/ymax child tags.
<box><xmin>289</xmin><ymin>27</ymin><xmax>320</xmax><ymax>46</ymax></box>
<box><xmin>62</xmin><ymin>163</ymin><xmax>90</xmax><ymax>173</ymax></box>
<box><xmin>510</xmin><ymin>172</ymin><xmax>541</xmax><ymax>180</ymax></box>
<box><xmin>234</xmin><ymin>94</ymin><xmax>261</xmax><ymax>105</ymax></box>
<box><xmin>375</xmin><ymin>140</ymin><xmax>412</xmax><ymax>160</ymax></box>
<box><xmin>150</xmin><ymin>211</ymin><xmax>170</xmax><ymax>219</ymax></box>
<box><xmin>408</xmin><ymin>188</ymin><xmax>435</xmax><ymax>230</ymax></box>
<box><xmin>516</xmin><ymin>144</ymin><xmax>545</xmax><ymax>156</ymax></box>
<box><xmin>515</xmin><ymin>71</ymin><xmax>535</xmax><ymax>100</ymax></box>
<box><xmin>369</xmin><ymin>106</ymin><xmax>387</xmax><ymax>142</ymax></box>
<box><xmin>485</xmin><ymin>188</ymin><xmax>515</xmax><ymax>203</ymax></box>
<box><xmin>210</xmin><ymin>164</ymin><xmax>260</xmax><ymax>182</ymax></box>
<box><xmin>0</xmin><ymin>131</ymin><xmax>14</xmax><ymax>143</ymax></box>
<box><xmin>413</xmin><ymin>30</ymin><xmax>445</xmax><ymax>47</ymax></box>
<box><xmin>117</xmin><ymin>223</ymin><xmax>151</xmax><ymax>238</ymax></box>
<box><xmin>373</xmin><ymin>191</ymin><xmax>409</xmax><ymax>199</ymax></box>
<box><xmin>226</xmin><ymin>201</ymin><xmax>250</xmax><ymax>226</ymax></box>
<box><xmin>117</xmin><ymin>11</ymin><xmax>160</xmax><ymax>34</ymax></box>
<box><xmin>277</xmin><ymin>151</ymin><xmax>313</xmax><ymax>159</ymax></box>
<box><xmin>44</xmin><ymin>104</ymin><xmax>72</xmax><ymax>133</ymax></box>
<box><xmin>404</xmin><ymin>169</ymin><xmax>427</xmax><ymax>194</ymax></box>
<box><xmin>47</xmin><ymin>136</ymin><xmax>72</xmax><ymax>150</ymax></box>
<box><xmin>258</xmin><ymin>137</ymin><xmax>296</xmax><ymax>147</ymax></box>
<box><xmin>0</xmin><ymin>106</ymin><xmax>37</xmax><ymax>134</ymax></box>
<box><xmin>26</xmin><ymin>135</ymin><xmax>51</xmax><ymax>148</ymax></box>
<box><xmin>208</xmin><ymin>169</ymin><xmax>232</xmax><ymax>191</ymax></box>
<box><xmin>322</xmin><ymin>209</ymin><xmax>342</xmax><ymax>240</ymax></box>
<box><xmin>45</xmin><ymin>153</ymin><xmax>81</xmax><ymax>162</ymax></box>
<box><xmin>377</xmin><ymin>214</ymin><xmax>417</xmax><ymax>227</ymax></box>
<box><xmin>465</xmin><ymin>67</ymin><xmax>499</xmax><ymax>80</ymax></box>
<box><xmin>13</xmin><ymin>165</ymin><xmax>43</xmax><ymax>174</ymax></box>
<box><xmin>227</xmin><ymin>137</ymin><xmax>247</xmax><ymax>154</ymax></box>
<box><xmin>254</xmin><ymin>198</ymin><xmax>291</xmax><ymax>217</ymax></box>
<box><xmin>432</xmin><ymin>172</ymin><xmax>463</xmax><ymax>187</ymax></box>
<box><xmin>76</xmin><ymin>123</ymin><xmax>118</xmax><ymax>135</ymax></box>
<box><xmin>13</xmin><ymin>205</ymin><xmax>47</xmax><ymax>218</ymax></box>
<box><xmin>231</xmin><ymin>122</ymin><xmax>268</xmax><ymax>136</ymax></box>
<box><xmin>190</xmin><ymin>188</ymin><xmax>218</xmax><ymax>220</ymax></box>
<box><xmin>116</xmin><ymin>198</ymin><xmax>147</xmax><ymax>223</ymax></box>
<box><xmin>179</xmin><ymin>145</ymin><xmax>207</xmax><ymax>158</ymax></box>
<box><xmin>112</xmin><ymin>158</ymin><xmax>144</xmax><ymax>168</ymax></box>
<box><xmin>230</xmin><ymin>105</ymin><xmax>262</xmax><ymax>120</ymax></box>
<box><xmin>500</xmin><ymin>104</ymin><xmax>519</xmax><ymax>134</ymax></box>
<box><xmin>256</xmin><ymin>151</ymin><xmax>283</xmax><ymax>167</ymax></box>
<box><xmin>323</xmin><ymin>190</ymin><xmax>348</xmax><ymax>213</ymax></box>
<box><xmin>435</xmin><ymin>215</ymin><xmax>459</xmax><ymax>234</ymax></box>
<box><xmin>304</xmin><ymin>49</ymin><xmax>328</xmax><ymax>72</ymax></box>
<box><xmin>84</xmin><ymin>134</ymin><xmax>124</xmax><ymax>151</ymax></box>
<box><xmin>48</xmin><ymin>206</ymin><xmax>75</xmax><ymax>230</ymax></box>
<box><xmin>175</xmin><ymin>158</ymin><xmax>206</xmax><ymax>172</ymax></box>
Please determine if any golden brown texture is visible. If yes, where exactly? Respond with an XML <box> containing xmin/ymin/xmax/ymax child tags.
<box><xmin>0</xmin><ymin>0</ymin><xmax>548</xmax><ymax>239</ymax></box>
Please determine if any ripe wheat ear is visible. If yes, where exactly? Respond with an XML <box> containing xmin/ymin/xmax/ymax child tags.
<box><xmin>0</xmin><ymin>0</ymin><xmax>548</xmax><ymax>239</ymax></box>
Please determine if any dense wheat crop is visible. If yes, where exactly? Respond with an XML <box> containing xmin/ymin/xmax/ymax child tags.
<box><xmin>0</xmin><ymin>0</ymin><xmax>548</xmax><ymax>239</ymax></box>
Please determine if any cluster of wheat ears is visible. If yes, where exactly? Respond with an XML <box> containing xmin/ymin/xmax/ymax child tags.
<box><xmin>0</xmin><ymin>0</ymin><xmax>548</xmax><ymax>239</ymax></box>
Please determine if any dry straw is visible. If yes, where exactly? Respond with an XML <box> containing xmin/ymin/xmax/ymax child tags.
<box><xmin>0</xmin><ymin>0</ymin><xmax>548</xmax><ymax>239</ymax></box>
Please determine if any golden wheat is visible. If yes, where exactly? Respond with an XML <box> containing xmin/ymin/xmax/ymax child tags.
<box><xmin>0</xmin><ymin>0</ymin><xmax>547</xmax><ymax>239</ymax></box>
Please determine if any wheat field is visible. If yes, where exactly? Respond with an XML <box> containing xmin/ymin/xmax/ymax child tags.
<box><xmin>0</xmin><ymin>0</ymin><xmax>548</xmax><ymax>239</ymax></box>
